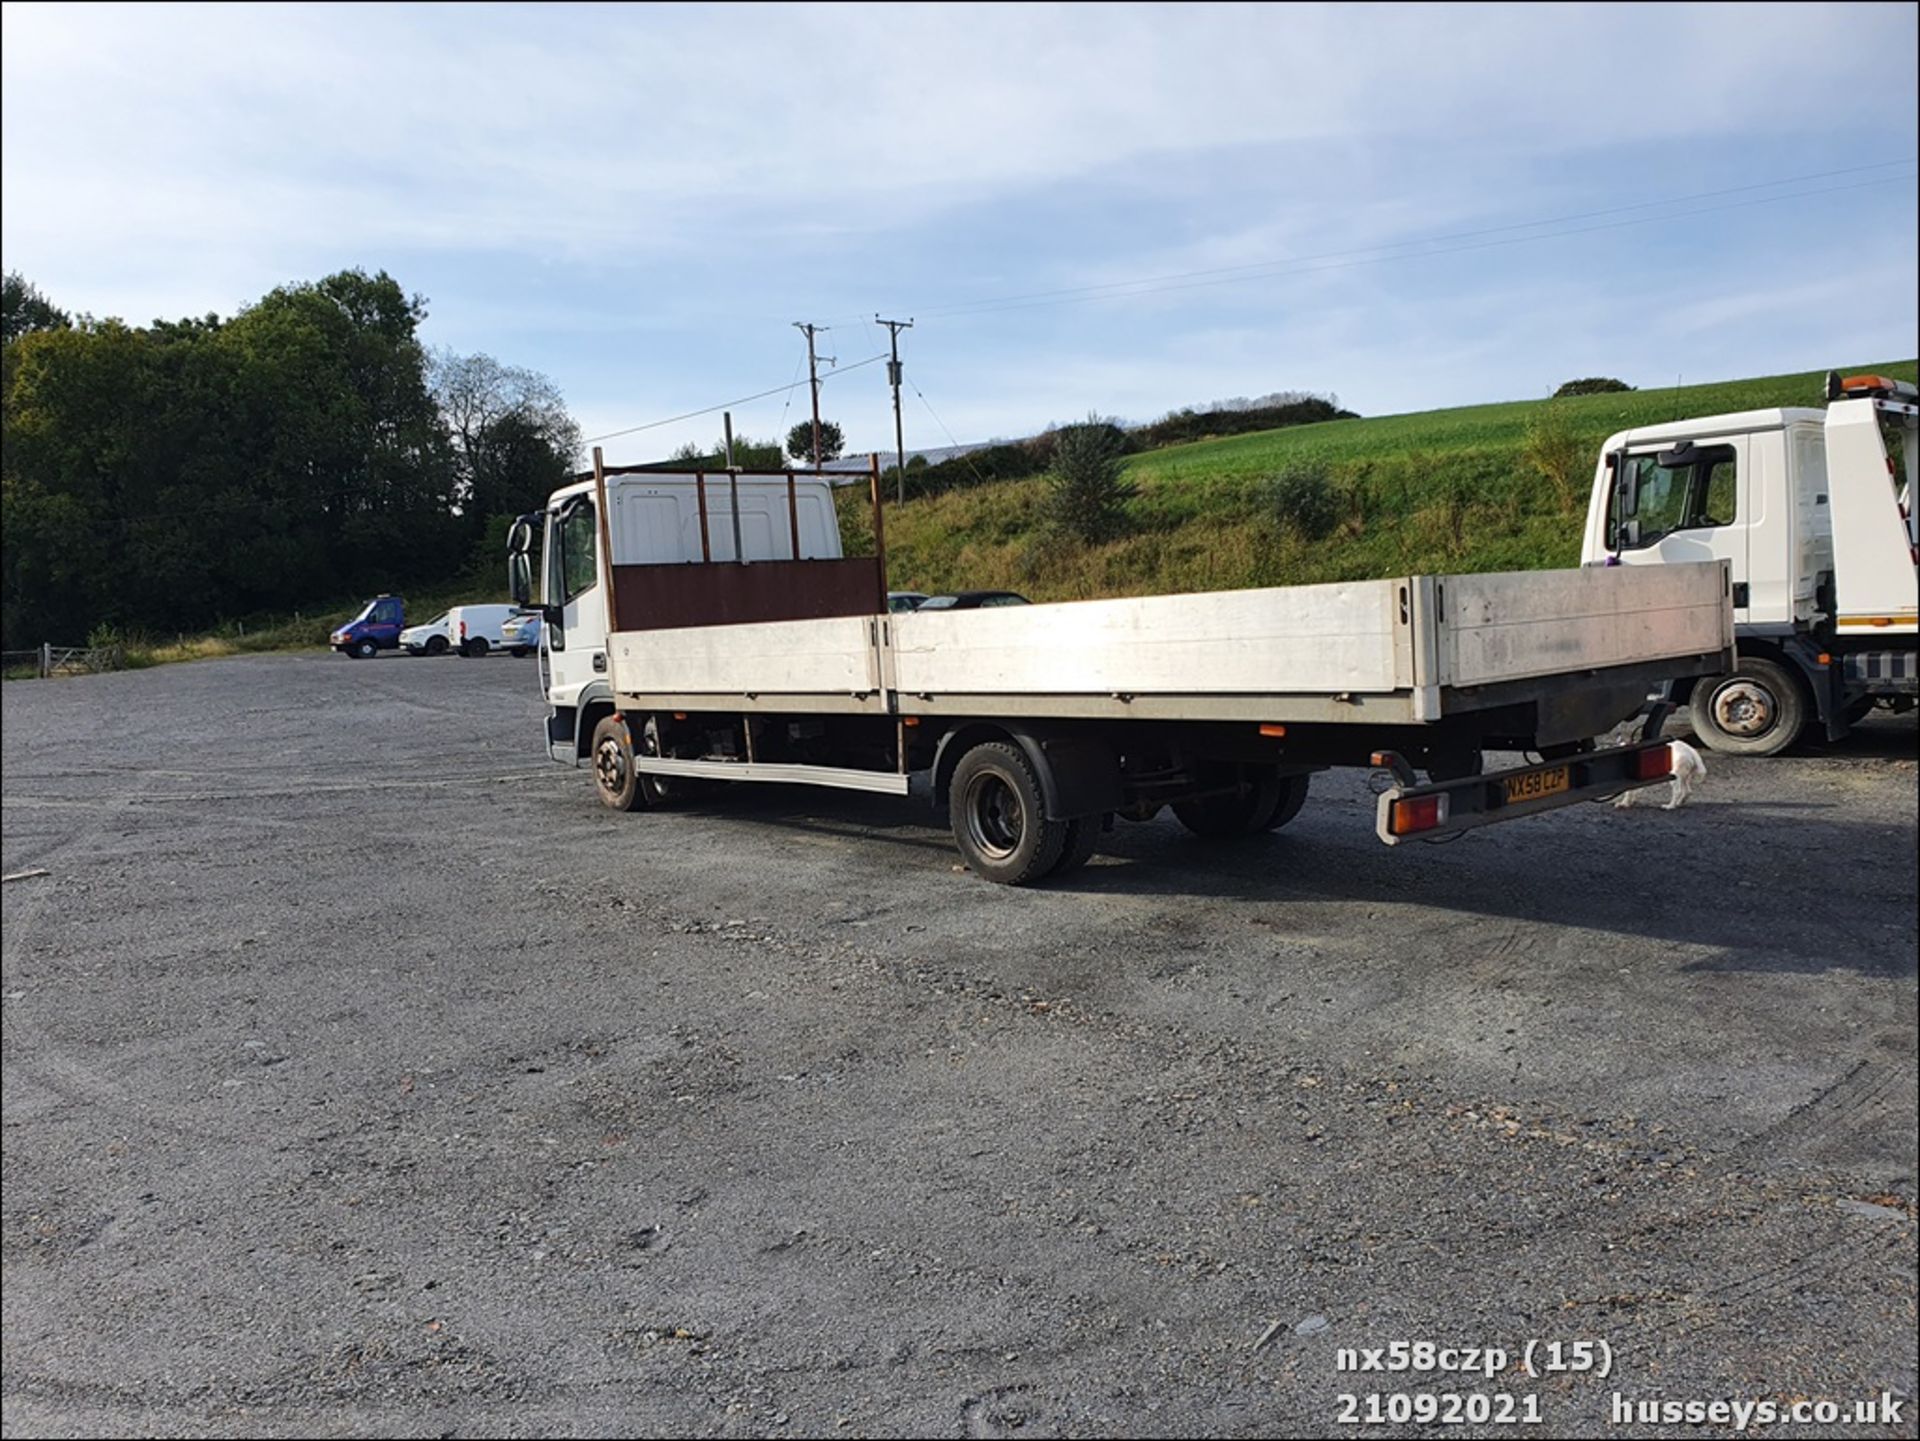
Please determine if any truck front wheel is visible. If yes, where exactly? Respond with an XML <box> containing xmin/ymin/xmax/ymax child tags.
<box><xmin>949</xmin><ymin>742</ymin><xmax>1069</xmax><ymax>885</ymax></box>
<box><xmin>1689</xmin><ymin>658</ymin><xmax>1805</xmax><ymax>757</ymax></box>
<box><xmin>351</xmin><ymin>638</ymin><xmax>377</xmax><ymax>659</ymax></box>
<box><xmin>591</xmin><ymin>715</ymin><xmax>647</xmax><ymax>812</ymax></box>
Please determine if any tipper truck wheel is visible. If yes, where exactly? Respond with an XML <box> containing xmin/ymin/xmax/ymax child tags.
<box><xmin>1689</xmin><ymin>659</ymin><xmax>1805</xmax><ymax>757</ymax></box>
<box><xmin>591</xmin><ymin>715</ymin><xmax>648</xmax><ymax>812</ymax></box>
<box><xmin>949</xmin><ymin>742</ymin><xmax>1069</xmax><ymax>885</ymax></box>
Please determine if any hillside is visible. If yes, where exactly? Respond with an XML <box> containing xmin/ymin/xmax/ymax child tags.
<box><xmin>858</xmin><ymin>361</ymin><xmax>1918</xmax><ymax>602</ymax></box>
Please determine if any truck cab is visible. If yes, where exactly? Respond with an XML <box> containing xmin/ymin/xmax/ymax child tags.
<box><xmin>1580</xmin><ymin>374</ymin><xmax>1917</xmax><ymax>754</ymax></box>
<box><xmin>516</xmin><ymin>467</ymin><xmax>846</xmax><ymax>765</ymax></box>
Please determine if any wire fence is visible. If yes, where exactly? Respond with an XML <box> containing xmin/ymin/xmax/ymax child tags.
<box><xmin>1</xmin><ymin>643</ymin><xmax>127</xmax><ymax>678</ymax></box>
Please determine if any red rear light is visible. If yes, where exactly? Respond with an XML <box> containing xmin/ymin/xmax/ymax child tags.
<box><xmin>1632</xmin><ymin>744</ymin><xmax>1672</xmax><ymax>781</ymax></box>
<box><xmin>458</xmin><ymin>621</ymin><xmax>467</xmax><ymax>639</ymax></box>
<box><xmin>1389</xmin><ymin>793</ymin><xmax>1448</xmax><ymax>836</ymax></box>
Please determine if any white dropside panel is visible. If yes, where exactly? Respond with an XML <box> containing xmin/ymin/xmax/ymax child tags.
<box><xmin>1440</xmin><ymin>563</ymin><xmax>1730</xmax><ymax>688</ymax></box>
<box><xmin>893</xmin><ymin>581</ymin><xmax>1414</xmax><ymax>698</ymax></box>
<box><xmin>1824</xmin><ymin>402</ymin><xmax>1919</xmax><ymax>634</ymax></box>
<box><xmin>611</xmin><ymin>615</ymin><xmax>879</xmax><ymax>699</ymax></box>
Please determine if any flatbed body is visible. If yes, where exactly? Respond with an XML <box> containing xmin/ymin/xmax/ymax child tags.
<box><xmin>608</xmin><ymin>563</ymin><xmax>1732</xmax><ymax>728</ymax></box>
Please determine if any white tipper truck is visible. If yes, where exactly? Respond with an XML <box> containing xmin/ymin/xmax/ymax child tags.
<box><xmin>507</xmin><ymin>449</ymin><xmax>1733</xmax><ymax>884</ymax></box>
<box><xmin>1581</xmin><ymin>371</ymin><xmax>1917</xmax><ymax>756</ymax></box>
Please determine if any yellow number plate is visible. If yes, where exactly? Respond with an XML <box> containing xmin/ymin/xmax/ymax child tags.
<box><xmin>1504</xmin><ymin>766</ymin><xmax>1570</xmax><ymax>804</ymax></box>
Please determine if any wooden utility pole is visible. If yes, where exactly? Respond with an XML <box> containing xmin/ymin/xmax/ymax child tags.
<box><xmin>792</xmin><ymin>322</ymin><xmax>830</xmax><ymax>467</ymax></box>
<box><xmin>876</xmin><ymin>316</ymin><xmax>913</xmax><ymax>503</ymax></box>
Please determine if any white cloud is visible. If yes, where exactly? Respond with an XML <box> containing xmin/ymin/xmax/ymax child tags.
<box><xmin>5</xmin><ymin>1</ymin><xmax>1913</xmax><ymax>301</ymax></box>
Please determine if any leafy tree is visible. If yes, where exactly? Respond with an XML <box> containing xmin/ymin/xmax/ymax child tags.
<box><xmin>785</xmin><ymin>418</ymin><xmax>845</xmax><ymax>465</ymax></box>
<box><xmin>1553</xmin><ymin>377</ymin><xmax>1633</xmax><ymax>398</ymax></box>
<box><xmin>1</xmin><ymin>268</ymin><xmax>470</xmax><ymax>647</ymax></box>
<box><xmin>1046</xmin><ymin>416</ymin><xmax>1135</xmax><ymax>543</ymax></box>
<box><xmin>432</xmin><ymin>350</ymin><xmax>581</xmax><ymax>537</ymax></box>
<box><xmin>669</xmin><ymin>433</ymin><xmax>787</xmax><ymax>470</ymax></box>
<box><xmin>2</xmin><ymin>272</ymin><xmax>70</xmax><ymax>344</ymax></box>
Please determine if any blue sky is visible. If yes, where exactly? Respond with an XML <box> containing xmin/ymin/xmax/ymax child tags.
<box><xmin>3</xmin><ymin>2</ymin><xmax>1915</xmax><ymax>462</ymax></box>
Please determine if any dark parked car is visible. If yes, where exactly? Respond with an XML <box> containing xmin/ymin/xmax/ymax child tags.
<box><xmin>916</xmin><ymin>591</ymin><xmax>1030</xmax><ymax>610</ymax></box>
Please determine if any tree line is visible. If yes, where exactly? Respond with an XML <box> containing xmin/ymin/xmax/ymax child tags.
<box><xmin>1</xmin><ymin>269</ymin><xmax>580</xmax><ymax>648</ymax></box>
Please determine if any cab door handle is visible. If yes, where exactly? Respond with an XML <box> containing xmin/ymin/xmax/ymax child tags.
<box><xmin>592</xmin><ymin>652</ymin><xmax>607</xmax><ymax>673</ymax></box>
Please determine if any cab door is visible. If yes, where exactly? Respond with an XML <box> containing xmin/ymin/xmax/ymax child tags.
<box><xmin>543</xmin><ymin>494</ymin><xmax>608</xmax><ymax>728</ymax></box>
<box><xmin>1607</xmin><ymin>437</ymin><xmax>1750</xmax><ymax>623</ymax></box>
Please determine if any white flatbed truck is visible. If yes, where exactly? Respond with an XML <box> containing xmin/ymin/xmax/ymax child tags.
<box><xmin>1582</xmin><ymin>370</ymin><xmax>1917</xmax><ymax>755</ymax></box>
<box><xmin>508</xmin><ymin>453</ymin><xmax>1733</xmax><ymax>884</ymax></box>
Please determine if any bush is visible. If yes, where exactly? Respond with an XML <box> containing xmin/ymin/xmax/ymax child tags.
<box><xmin>1047</xmin><ymin>418</ymin><xmax>1136</xmax><ymax>543</ymax></box>
<box><xmin>1520</xmin><ymin>402</ymin><xmax>1587</xmax><ymax>513</ymax></box>
<box><xmin>1552</xmin><ymin>377</ymin><xmax>1633</xmax><ymax>398</ymax></box>
<box><xmin>1268</xmin><ymin>467</ymin><xmax>1341</xmax><ymax>540</ymax></box>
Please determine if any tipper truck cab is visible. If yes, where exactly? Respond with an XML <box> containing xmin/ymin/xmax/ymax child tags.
<box><xmin>1581</xmin><ymin>371</ymin><xmax>1917</xmax><ymax>756</ymax></box>
<box><xmin>509</xmin><ymin>451</ymin><xmax>1734</xmax><ymax>885</ymax></box>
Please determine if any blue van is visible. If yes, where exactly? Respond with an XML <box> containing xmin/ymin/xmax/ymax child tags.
<box><xmin>331</xmin><ymin>595</ymin><xmax>405</xmax><ymax>658</ymax></box>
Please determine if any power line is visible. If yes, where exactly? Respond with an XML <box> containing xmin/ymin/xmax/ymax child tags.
<box><xmin>584</xmin><ymin>158</ymin><xmax>1916</xmax><ymax>451</ymax></box>
<box><xmin>583</xmin><ymin>352</ymin><xmax>886</xmax><ymax>445</ymax></box>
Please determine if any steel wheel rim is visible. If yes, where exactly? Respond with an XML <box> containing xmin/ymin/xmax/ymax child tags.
<box><xmin>964</xmin><ymin>773</ymin><xmax>1023</xmax><ymax>860</ymax></box>
<box><xmin>1712</xmin><ymin>679</ymin><xmax>1777</xmax><ymax>738</ymax></box>
<box><xmin>594</xmin><ymin>736</ymin><xmax>629</xmax><ymax>795</ymax></box>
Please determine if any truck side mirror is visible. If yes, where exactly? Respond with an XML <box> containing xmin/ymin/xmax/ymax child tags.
<box><xmin>1620</xmin><ymin>519</ymin><xmax>1641</xmax><ymax>548</ymax></box>
<box><xmin>1655</xmin><ymin>441</ymin><xmax>1695</xmax><ymax>469</ymax></box>
<box><xmin>509</xmin><ymin>552</ymin><xmax>532</xmax><ymax>608</ymax></box>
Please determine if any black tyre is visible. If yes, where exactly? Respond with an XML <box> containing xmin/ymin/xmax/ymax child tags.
<box><xmin>1173</xmin><ymin>768</ymin><xmax>1282</xmax><ymax>838</ymax></box>
<box><xmin>1048</xmin><ymin>814</ymin><xmax>1104</xmax><ymax>878</ymax></box>
<box><xmin>461</xmin><ymin>637</ymin><xmax>490</xmax><ymax>658</ymax></box>
<box><xmin>591</xmin><ymin>714</ymin><xmax>647</xmax><ymax>812</ymax></box>
<box><xmin>405</xmin><ymin>646</ymin><xmax>423</xmax><ymax>656</ymax></box>
<box><xmin>425</xmin><ymin>635</ymin><xmax>449</xmax><ymax>657</ymax></box>
<box><xmin>1689</xmin><ymin>658</ymin><xmax>1805</xmax><ymax>757</ymax></box>
<box><xmin>511</xmin><ymin>646</ymin><xmax>530</xmax><ymax>658</ymax></box>
<box><xmin>1263</xmin><ymin>773</ymin><xmax>1311</xmax><ymax>831</ymax></box>
<box><xmin>949</xmin><ymin>742</ymin><xmax>1069</xmax><ymax>885</ymax></box>
<box><xmin>351</xmin><ymin>638</ymin><xmax>378</xmax><ymax>659</ymax></box>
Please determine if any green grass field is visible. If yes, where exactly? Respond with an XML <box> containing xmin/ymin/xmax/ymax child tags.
<box><xmin>869</xmin><ymin>360</ymin><xmax>1917</xmax><ymax>602</ymax></box>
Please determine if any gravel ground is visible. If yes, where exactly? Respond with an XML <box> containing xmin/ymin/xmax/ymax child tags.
<box><xmin>3</xmin><ymin>652</ymin><xmax>1916</xmax><ymax>1439</ymax></box>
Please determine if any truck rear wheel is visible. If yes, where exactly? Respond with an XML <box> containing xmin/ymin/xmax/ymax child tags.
<box><xmin>1690</xmin><ymin>659</ymin><xmax>1805</xmax><ymax>757</ymax></box>
<box><xmin>1173</xmin><ymin>769</ymin><xmax>1282</xmax><ymax>837</ymax></box>
<box><xmin>949</xmin><ymin>742</ymin><xmax>1068</xmax><ymax>885</ymax></box>
<box><xmin>1264</xmin><ymin>773</ymin><xmax>1311</xmax><ymax>830</ymax></box>
<box><xmin>1048</xmin><ymin>815</ymin><xmax>1104</xmax><ymax>878</ymax></box>
<box><xmin>591</xmin><ymin>714</ymin><xmax>647</xmax><ymax>812</ymax></box>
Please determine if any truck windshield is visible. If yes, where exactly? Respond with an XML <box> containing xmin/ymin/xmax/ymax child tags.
<box><xmin>1609</xmin><ymin>445</ymin><xmax>1736</xmax><ymax>550</ymax></box>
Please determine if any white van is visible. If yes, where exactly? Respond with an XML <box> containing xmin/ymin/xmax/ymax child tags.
<box><xmin>447</xmin><ymin>603</ymin><xmax>522</xmax><ymax>658</ymax></box>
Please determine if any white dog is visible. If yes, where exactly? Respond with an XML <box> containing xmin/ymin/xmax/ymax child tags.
<box><xmin>1615</xmin><ymin>738</ymin><xmax>1706</xmax><ymax>810</ymax></box>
